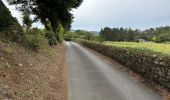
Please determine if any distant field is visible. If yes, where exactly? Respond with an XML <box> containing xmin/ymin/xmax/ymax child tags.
<box><xmin>104</xmin><ymin>41</ymin><xmax>170</xmax><ymax>56</ymax></box>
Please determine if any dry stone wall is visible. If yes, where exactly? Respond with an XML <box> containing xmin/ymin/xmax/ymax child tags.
<box><xmin>77</xmin><ymin>40</ymin><xmax>170</xmax><ymax>90</ymax></box>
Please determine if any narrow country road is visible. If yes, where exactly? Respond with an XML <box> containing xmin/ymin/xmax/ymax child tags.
<box><xmin>66</xmin><ymin>42</ymin><xmax>162</xmax><ymax>100</ymax></box>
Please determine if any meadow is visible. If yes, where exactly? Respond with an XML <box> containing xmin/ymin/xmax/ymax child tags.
<box><xmin>104</xmin><ymin>41</ymin><xmax>170</xmax><ymax>56</ymax></box>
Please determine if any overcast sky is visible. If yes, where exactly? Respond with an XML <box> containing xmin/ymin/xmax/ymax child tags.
<box><xmin>3</xmin><ymin>0</ymin><xmax>170</xmax><ymax>31</ymax></box>
<box><xmin>72</xmin><ymin>0</ymin><xmax>170</xmax><ymax>31</ymax></box>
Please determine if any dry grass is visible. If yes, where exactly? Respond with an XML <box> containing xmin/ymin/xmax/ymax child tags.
<box><xmin>0</xmin><ymin>40</ymin><xmax>67</xmax><ymax>100</ymax></box>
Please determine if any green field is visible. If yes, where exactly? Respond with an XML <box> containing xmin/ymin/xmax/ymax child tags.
<box><xmin>104</xmin><ymin>41</ymin><xmax>170</xmax><ymax>56</ymax></box>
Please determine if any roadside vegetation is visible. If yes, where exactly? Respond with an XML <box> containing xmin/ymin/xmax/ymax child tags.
<box><xmin>67</xmin><ymin>26</ymin><xmax>170</xmax><ymax>92</ymax></box>
<box><xmin>0</xmin><ymin>0</ymin><xmax>83</xmax><ymax>99</ymax></box>
<box><xmin>76</xmin><ymin>39</ymin><xmax>170</xmax><ymax>92</ymax></box>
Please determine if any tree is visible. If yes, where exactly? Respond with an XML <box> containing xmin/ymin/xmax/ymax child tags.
<box><xmin>99</xmin><ymin>27</ymin><xmax>140</xmax><ymax>42</ymax></box>
<box><xmin>156</xmin><ymin>32</ymin><xmax>170</xmax><ymax>43</ymax></box>
<box><xmin>7</xmin><ymin>0</ymin><xmax>83</xmax><ymax>42</ymax></box>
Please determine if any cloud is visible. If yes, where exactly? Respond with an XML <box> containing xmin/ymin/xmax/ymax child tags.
<box><xmin>72</xmin><ymin>0</ymin><xmax>170</xmax><ymax>31</ymax></box>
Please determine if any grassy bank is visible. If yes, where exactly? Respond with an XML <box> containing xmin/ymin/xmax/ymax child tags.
<box><xmin>0</xmin><ymin>39</ymin><xmax>67</xmax><ymax>100</ymax></box>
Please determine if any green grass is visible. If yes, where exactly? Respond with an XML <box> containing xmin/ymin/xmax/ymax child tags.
<box><xmin>104</xmin><ymin>41</ymin><xmax>170</xmax><ymax>56</ymax></box>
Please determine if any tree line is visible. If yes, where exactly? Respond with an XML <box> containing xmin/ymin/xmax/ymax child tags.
<box><xmin>64</xmin><ymin>26</ymin><xmax>170</xmax><ymax>43</ymax></box>
<box><xmin>99</xmin><ymin>26</ymin><xmax>170</xmax><ymax>43</ymax></box>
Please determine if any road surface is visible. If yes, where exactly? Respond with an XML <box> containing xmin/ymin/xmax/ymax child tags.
<box><xmin>66</xmin><ymin>42</ymin><xmax>162</xmax><ymax>100</ymax></box>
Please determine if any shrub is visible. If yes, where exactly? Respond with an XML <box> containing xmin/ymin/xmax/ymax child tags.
<box><xmin>45</xmin><ymin>31</ymin><xmax>57</xmax><ymax>46</ymax></box>
<box><xmin>24</xmin><ymin>31</ymin><xmax>42</xmax><ymax>51</ymax></box>
<box><xmin>156</xmin><ymin>32</ymin><xmax>170</xmax><ymax>43</ymax></box>
<box><xmin>95</xmin><ymin>36</ymin><xmax>105</xmax><ymax>43</ymax></box>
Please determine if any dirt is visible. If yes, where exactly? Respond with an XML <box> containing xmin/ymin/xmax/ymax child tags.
<box><xmin>0</xmin><ymin>40</ymin><xmax>67</xmax><ymax>100</ymax></box>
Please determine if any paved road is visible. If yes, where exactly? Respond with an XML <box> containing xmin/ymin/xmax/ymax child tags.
<box><xmin>66</xmin><ymin>42</ymin><xmax>162</xmax><ymax>100</ymax></box>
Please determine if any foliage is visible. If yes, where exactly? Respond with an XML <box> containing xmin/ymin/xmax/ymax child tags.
<box><xmin>64</xmin><ymin>30</ymin><xmax>105</xmax><ymax>43</ymax></box>
<box><xmin>56</xmin><ymin>23</ymin><xmax>64</xmax><ymax>42</ymax></box>
<box><xmin>45</xmin><ymin>31</ymin><xmax>57</xmax><ymax>46</ymax></box>
<box><xmin>141</xmin><ymin>26</ymin><xmax>170</xmax><ymax>42</ymax></box>
<box><xmin>22</xmin><ymin>12</ymin><xmax>32</xmax><ymax>31</ymax></box>
<box><xmin>99</xmin><ymin>26</ymin><xmax>170</xmax><ymax>43</ymax></box>
<box><xmin>104</xmin><ymin>41</ymin><xmax>170</xmax><ymax>56</ymax></box>
<box><xmin>100</xmin><ymin>27</ymin><xmax>141</xmax><ymax>42</ymax></box>
<box><xmin>0</xmin><ymin>0</ymin><xmax>24</xmax><ymax>43</ymax></box>
<box><xmin>74</xmin><ymin>30</ymin><xmax>96</xmax><ymax>40</ymax></box>
<box><xmin>64</xmin><ymin>30</ymin><xmax>96</xmax><ymax>40</ymax></box>
<box><xmin>64</xmin><ymin>32</ymin><xmax>78</xmax><ymax>39</ymax></box>
<box><xmin>156</xmin><ymin>32</ymin><xmax>170</xmax><ymax>43</ymax></box>
<box><xmin>26</xmin><ymin>28</ymin><xmax>42</xmax><ymax>35</ymax></box>
<box><xmin>24</xmin><ymin>28</ymin><xmax>43</xmax><ymax>51</ymax></box>
<box><xmin>0</xmin><ymin>0</ymin><xmax>15</xmax><ymax>31</ymax></box>
<box><xmin>7</xmin><ymin>0</ymin><xmax>83</xmax><ymax>35</ymax></box>
<box><xmin>94</xmin><ymin>36</ymin><xmax>105</xmax><ymax>43</ymax></box>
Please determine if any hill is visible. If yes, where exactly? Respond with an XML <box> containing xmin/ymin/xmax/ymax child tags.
<box><xmin>0</xmin><ymin>39</ymin><xmax>67</xmax><ymax>100</ymax></box>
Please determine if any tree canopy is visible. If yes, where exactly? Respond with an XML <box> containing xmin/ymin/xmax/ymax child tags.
<box><xmin>100</xmin><ymin>27</ymin><xmax>141</xmax><ymax>42</ymax></box>
<box><xmin>99</xmin><ymin>26</ymin><xmax>170</xmax><ymax>43</ymax></box>
<box><xmin>7</xmin><ymin>0</ymin><xmax>83</xmax><ymax>32</ymax></box>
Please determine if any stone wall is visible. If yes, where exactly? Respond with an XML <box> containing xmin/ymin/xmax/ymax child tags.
<box><xmin>77</xmin><ymin>40</ymin><xmax>170</xmax><ymax>90</ymax></box>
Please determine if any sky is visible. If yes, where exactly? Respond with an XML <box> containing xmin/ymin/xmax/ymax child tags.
<box><xmin>3</xmin><ymin>0</ymin><xmax>170</xmax><ymax>31</ymax></box>
<box><xmin>72</xmin><ymin>0</ymin><xmax>170</xmax><ymax>31</ymax></box>
<box><xmin>2</xmin><ymin>0</ymin><xmax>44</xmax><ymax>28</ymax></box>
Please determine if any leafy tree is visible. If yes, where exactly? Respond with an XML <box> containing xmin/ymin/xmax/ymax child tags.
<box><xmin>141</xmin><ymin>26</ymin><xmax>170</xmax><ymax>41</ymax></box>
<box><xmin>156</xmin><ymin>32</ymin><xmax>170</xmax><ymax>43</ymax></box>
<box><xmin>7</xmin><ymin>0</ymin><xmax>83</xmax><ymax>42</ymax></box>
<box><xmin>100</xmin><ymin>27</ymin><xmax>140</xmax><ymax>42</ymax></box>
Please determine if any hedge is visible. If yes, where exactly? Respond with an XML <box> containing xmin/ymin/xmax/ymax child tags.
<box><xmin>76</xmin><ymin>40</ymin><xmax>170</xmax><ymax>91</ymax></box>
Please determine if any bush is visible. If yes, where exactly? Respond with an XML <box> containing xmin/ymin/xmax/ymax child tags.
<box><xmin>45</xmin><ymin>31</ymin><xmax>57</xmax><ymax>46</ymax></box>
<box><xmin>76</xmin><ymin>40</ymin><xmax>170</xmax><ymax>90</ymax></box>
<box><xmin>26</xmin><ymin>28</ymin><xmax>42</xmax><ymax>35</ymax></box>
<box><xmin>24</xmin><ymin>30</ymin><xmax>42</xmax><ymax>51</ymax></box>
<box><xmin>94</xmin><ymin>36</ymin><xmax>105</xmax><ymax>43</ymax></box>
<box><xmin>156</xmin><ymin>32</ymin><xmax>170</xmax><ymax>43</ymax></box>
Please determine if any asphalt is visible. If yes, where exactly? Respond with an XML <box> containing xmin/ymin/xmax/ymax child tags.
<box><xmin>66</xmin><ymin>42</ymin><xmax>162</xmax><ymax>100</ymax></box>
